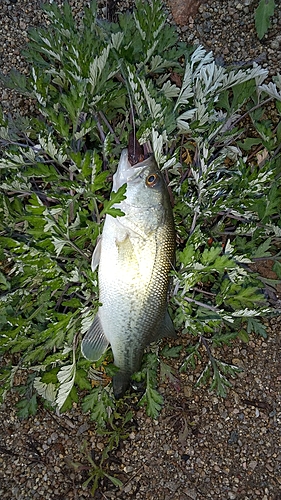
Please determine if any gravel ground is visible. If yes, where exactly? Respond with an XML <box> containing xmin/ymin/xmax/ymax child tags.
<box><xmin>0</xmin><ymin>1</ymin><xmax>281</xmax><ymax>499</ymax></box>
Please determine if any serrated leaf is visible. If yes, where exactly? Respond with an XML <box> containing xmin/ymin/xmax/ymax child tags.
<box><xmin>99</xmin><ymin>183</ymin><xmax>127</xmax><ymax>218</ymax></box>
<box><xmin>0</xmin><ymin>271</ymin><xmax>11</xmax><ymax>291</ymax></box>
<box><xmin>180</xmin><ymin>346</ymin><xmax>201</xmax><ymax>371</ymax></box>
<box><xmin>209</xmin><ymin>365</ymin><xmax>231</xmax><ymax>398</ymax></box>
<box><xmin>196</xmin><ymin>362</ymin><xmax>211</xmax><ymax>387</ymax></box>
<box><xmin>60</xmin><ymin>386</ymin><xmax>78</xmax><ymax>412</ymax></box>
<box><xmin>0</xmin><ymin>68</ymin><xmax>30</xmax><ymax>95</ymax></box>
<box><xmin>247</xmin><ymin>317</ymin><xmax>267</xmax><ymax>338</ymax></box>
<box><xmin>139</xmin><ymin>385</ymin><xmax>163</xmax><ymax>419</ymax></box>
<box><xmin>160</xmin><ymin>361</ymin><xmax>181</xmax><ymax>391</ymax></box>
<box><xmin>82</xmin><ymin>387</ymin><xmax>115</xmax><ymax>427</ymax></box>
<box><xmin>161</xmin><ymin>345</ymin><xmax>182</xmax><ymax>358</ymax></box>
<box><xmin>259</xmin><ymin>81</ymin><xmax>281</xmax><ymax>101</ymax></box>
<box><xmin>52</xmin><ymin>237</ymin><xmax>68</xmax><ymax>256</ymax></box>
<box><xmin>56</xmin><ymin>361</ymin><xmax>76</xmax><ymax>409</ymax></box>
<box><xmin>215</xmin><ymin>359</ymin><xmax>243</xmax><ymax>377</ymax></box>
<box><xmin>34</xmin><ymin>377</ymin><xmax>57</xmax><ymax>403</ymax></box>
<box><xmin>237</xmin><ymin>137</ymin><xmax>262</xmax><ymax>151</ymax></box>
<box><xmin>16</xmin><ymin>394</ymin><xmax>38</xmax><ymax>419</ymax></box>
<box><xmin>238</xmin><ymin>329</ymin><xmax>250</xmax><ymax>343</ymax></box>
<box><xmin>254</xmin><ymin>0</ymin><xmax>276</xmax><ymax>39</ymax></box>
<box><xmin>89</xmin><ymin>46</ymin><xmax>111</xmax><ymax>91</ymax></box>
<box><xmin>75</xmin><ymin>368</ymin><xmax>92</xmax><ymax>390</ymax></box>
<box><xmin>252</xmin><ymin>238</ymin><xmax>272</xmax><ymax>258</ymax></box>
<box><xmin>273</xmin><ymin>260</ymin><xmax>281</xmax><ymax>279</ymax></box>
<box><xmin>92</xmin><ymin>170</ymin><xmax>109</xmax><ymax>192</ymax></box>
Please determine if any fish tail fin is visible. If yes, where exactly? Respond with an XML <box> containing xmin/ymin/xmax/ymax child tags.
<box><xmin>81</xmin><ymin>313</ymin><xmax>109</xmax><ymax>361</ymax></box>
<box><xmin>112</xmin><ymin>371</ymin><xmax>131</xmax><ymax>400</ymax></box>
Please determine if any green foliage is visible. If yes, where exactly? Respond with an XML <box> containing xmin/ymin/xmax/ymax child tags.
<box><xmin>100</xmin><ymin>184</ymin><xmax>127</xmax><ymax>217</ymax></box>
<box><xmin>180</xmin><ymin>338</ymin><xmax>243</xmax><ymax>397</ymax></box>
<box><xmin>66</xmin><ymin>438</ymin><xmax>124</xmax><ymax>495</ymax></box>
<box><xmin>254</xmin><ymin>0</ymin><xmax>276</xmax><ymax>40</ymax></box>
<box><xmin>82</xmin><ymin>386</ymin><xmax>116</xmax><ymax>427</ymax></box>
<box><xmin>0</xmin><ymin>0</ymin><xmax>280</xmax><ymax>431</ymax></box>
<box><xmin>136</xmin><ymin>353</ymin><xmax>164</xmax><ymax>418</ymax></box>
<box><xmin>77</xmin><ymin>398</ymin><xmax>133</xmax><ymax>494</ymax></box>
<box><xmin>16</xmin><ymin>393</ymin><xmax>38</xmax><ymax>419</ymax></box>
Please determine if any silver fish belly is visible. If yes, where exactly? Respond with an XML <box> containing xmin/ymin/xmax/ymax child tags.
<box><xmin>81</xmin><ymin>149</ymin><xmax>176</xmax><ymax>398</ymax></box>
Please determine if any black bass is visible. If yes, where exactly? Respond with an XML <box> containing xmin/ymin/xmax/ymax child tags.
<box><xmin>81</xmin><ymin>149</ymin><xmax>176</xmax><ymax>398</ymax></box>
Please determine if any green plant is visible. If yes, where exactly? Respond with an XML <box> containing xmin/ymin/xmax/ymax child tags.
<box><xmin>0</xmin><ymin>0</ymin><xmax>281</xmax><ymax>428</ymax></box>
<box><xmin>65</xmin><ymin>405</ymin><xmax>133</xmax><ymax>495</ymax></box>
<box><xmin>254</xmin><ymin>0</ymin><xmax>276</xmax><ymax>39</ymax></box>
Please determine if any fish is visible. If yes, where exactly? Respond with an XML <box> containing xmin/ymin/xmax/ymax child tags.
<box><xmin>81</xmin><ymin>148</ymin><xmax>176</xmax><ymax>399</ymax></box>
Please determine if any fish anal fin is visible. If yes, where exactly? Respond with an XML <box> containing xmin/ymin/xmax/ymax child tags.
<box><xmin>81</xmin><ymin>314</ymin><xmax>109</xmax><ymax>361</ymax></box>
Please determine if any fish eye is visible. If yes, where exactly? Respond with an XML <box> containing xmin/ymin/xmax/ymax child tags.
<box><xmin>146</xmin><ymin>173</ymin><xmax>159</xmax><ymax>187</ymax></box>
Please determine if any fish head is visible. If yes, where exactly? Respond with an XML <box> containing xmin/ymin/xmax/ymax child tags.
<box><xmin>113</xmin><ymin>149</ymin><xmax>169</xmax><ymax>212</ymax></box>
<box><xmin>112</xmin><ymin>149</ymin><xmax>133</xmax><ymax>192</ymax></box>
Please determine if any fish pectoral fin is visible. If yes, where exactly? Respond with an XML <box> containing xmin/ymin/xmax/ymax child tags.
<box><xmin>81</xmin><ymin>314</ymin><xmax>109</xmax><ymax>361</ymax></box>
<box><xmin>91</xmin><ymin>237</ymin><xmax>102</xmax><ymax>272</ymax></box>
<box><xmin>155</xmin><ymin>310</ymin><xmax>177</xmax><ymax>341</ymax></box>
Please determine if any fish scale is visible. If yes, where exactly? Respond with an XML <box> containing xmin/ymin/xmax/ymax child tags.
<box><xmin>81</xmin><ymin>149</ymin><xmax>176</xmax><ymax>398</ymax></box>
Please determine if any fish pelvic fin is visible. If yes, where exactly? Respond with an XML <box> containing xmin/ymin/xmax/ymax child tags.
<box><xmin>155</xmin><ymin>310</ymin><xmax>177</xmax><ymax>341</ymax></box>
<box><xmin>81</xmin><ymin>313</ymin><xmax>109</xmax><ymax>361</ymax></box>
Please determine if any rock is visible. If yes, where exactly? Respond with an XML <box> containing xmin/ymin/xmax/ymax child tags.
<box><xmin>168</xmin><ymin>0</ymin><xmax>207</xmax><ymax>26</ymax></box>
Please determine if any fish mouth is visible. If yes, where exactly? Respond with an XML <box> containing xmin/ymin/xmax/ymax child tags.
<box><xmin>113</xmin><ymin>149</ymin><xmax>152</xmax><ymax>191</ymax></box>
